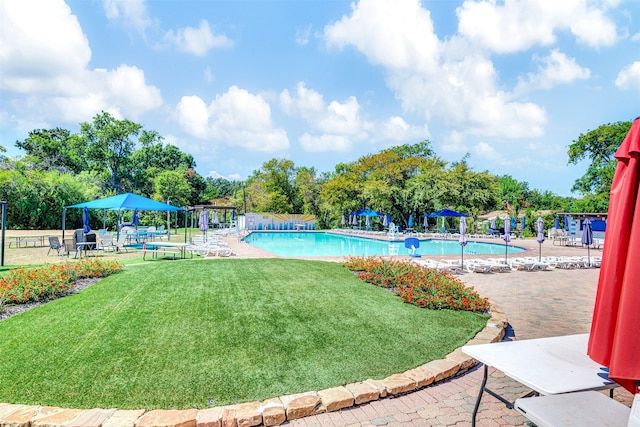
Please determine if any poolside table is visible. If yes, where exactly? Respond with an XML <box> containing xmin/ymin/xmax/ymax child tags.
<box><xmin>461</xmin><ymin>334</ymin><xmax>616</xmax><ymax>427</ymax></box>
<box><xmin>8</xmin><ymin>234</ymin><xmax>52</xmax><ymax>248</ymax></box>
<box><xmin>143</xmin><ymin>241</ymin><xmax>192</xmax><ymax>260</ymax></box>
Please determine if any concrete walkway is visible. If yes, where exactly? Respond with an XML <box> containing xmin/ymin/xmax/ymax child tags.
<box><xmin>221</xmin><ymin>232</ymin><xmax>634</xmax><ymax>426</ymax></box>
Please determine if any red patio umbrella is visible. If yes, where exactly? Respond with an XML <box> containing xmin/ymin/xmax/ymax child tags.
<box><xmin>588</xmin><ymin>117</ymin><xmax>640</xmax><ymax>394</ymax></box>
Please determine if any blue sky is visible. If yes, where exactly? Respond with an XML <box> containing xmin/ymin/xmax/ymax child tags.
<box><xmin>1</xmin><ymin>0</ymin><xmax>639</xmax><ymax>196</ymax></box>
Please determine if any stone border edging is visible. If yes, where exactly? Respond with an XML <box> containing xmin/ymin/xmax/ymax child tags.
<box><xmin>0</xmin><ymin>304</ymin><xmax>507</xmax><ymax>427</ymax></box>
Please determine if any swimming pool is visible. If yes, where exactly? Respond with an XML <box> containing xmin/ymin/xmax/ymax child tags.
<box><xmin>242</xmin><ymin>232</ymin><xmax>525</xmax><ymax>257</ymax></box>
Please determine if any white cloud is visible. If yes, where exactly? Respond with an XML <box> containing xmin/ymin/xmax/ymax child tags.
<box><xmin>0</xmin><ymin>0</ymin><xmax>162</xmax><ymax>124</ymax></box>
<box><xmin>323</xmin><ymin>1</ymin><xmax>549</xmax><ymax>144</ymax></box>
<box><xmin>279</xmin><ymin>82</ymin><xmax>368</xmax><ymax>141</ymax></box>
<box><xmin>103</xmin><ymin>0</ymin><xmax>155</xmax><ymax>35</ymax></box>
<box><xmin>615</xmin><ymin>61</ymin><xmax>640</xmax><ymax>92</ymax></box>
<box><xmin>164</xmin><ymin>20</ymin><xmax>232</xmax><ymax>56</ymax></box>
<box><xmin>515</xmin><ymin>49</ymin><xmax>591</xmax><ymax>94</ymax></box>
<box><xmin>324</xmin><ymin>0</ymin><xmax>440</xmax><ymax>73</ymax></box>
<box><xmin>175</xmin><ymin>86</ymin><xmax>290</xmax><ymax>152</ymax></box>
<box><xmin>457</xmin><ymin>0</ymin><xmax>618</xmax><ymax>53</ymax></box>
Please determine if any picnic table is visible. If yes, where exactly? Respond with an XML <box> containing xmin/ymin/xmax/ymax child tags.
<box><xmin>8</xmin><ymin>234</ymin><xmax>52</xmax><ymax>248</ymax></box>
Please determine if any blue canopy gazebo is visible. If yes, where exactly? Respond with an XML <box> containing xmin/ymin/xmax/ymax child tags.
<box><xmin>64</xmin><ymin>193</ymin><xmax>184</xmax><ymax>241</ymax></box>
<box><xmin>426</xmin><ymin>209</ymin><xmax>469</xmax><ymax>232</ymax></box>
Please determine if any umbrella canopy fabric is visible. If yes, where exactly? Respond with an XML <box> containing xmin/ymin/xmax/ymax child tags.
<box><xmin>132</xmin><ymin>209</ymin><xmax>140</xmax><ymax>225</ymax></box>
<box><xmin>504</xmin><ymin>215</ymin><xmax>511</xmax><ymax>243</ymax></box>
<box><xmin>382</xmin><ymin>214</ymin><xmax>388</xmax><ymax>227</ymax></box>
<box><xmin>459</xmin><ymin>217</ymin><xmax>468</xmax><ymax>269</ymax></box>
<box><xmin>554</xmin><ymin>216</ymin><xmax>559</xmax><ymax>229</ymax></box>
<box><xmin>536</xmin><ymin>217</ymin><xmax>545</xmax><ymax>244</ymax></box>
<box><xmin>581</xmin><ymin>218</ymin><xmax>593</xmax><ymax>267</ymax></box>
<box><xmin>198</xmin><ymin>211</ymin><xmax>209</xmax><ymax>232</ymax></box>
<box><xmin>427</xmin><ymin>209</ymin><xmax>468</xmax><ymax>218</ymax></box>
<box><xmin>588</xmin><ymin>117</ymin><xmax>640</xmax><ymax>394</ymax></box>
<box><xmin>511</xmin><ymin>216</ymin><xmax>517</xmax><ymax>229</ymax></box>
<box><xmin>365</xmin><ymin>216</ymin><xmax>371</xmax><ymax>227</ymax></box>
<box><xmin>211</xmin><ymin>211</ymin><xmax>219</xmax><ymax>225</ymax></box>
<box><xmin>408</xmin><ymin>215</ymin><xmax>414</xmax><ymax>227</ymax></box>
<box><xmin>564</xmin><ymin>214</ymin><xmax>570</xmax><ymax>231</ymax></box>
<box><xmin>83</xmin><ymin>207</ymin><xmax>91</xmax><ymax>233</ymax></box>
<box><xmin>352</xmin><ymin>209</ymin><xmax>383</xmax><ymax>217</ymax></box>
<box><xmin>67</xmin><ymin>193</ymin><xmax>183</xmax><ymax>211</ymax></box>
<box><xmin>341</xmin><ymin>215</ymin><xmax>346</xmax><ymax>226</ymax></box>
<box><xmin>536</xmin><ymin>217</ymin><xmax>545</xmax><ymax>261</ymax></box>
<box><xmin>423</xmin><ymin>215</ymin><xmax>428</xmax><ymax>228</ymax></box>
<box><xmin>521</xmin><ymin>216</ymin><xmax>526</xmax><ymax>230</ymax></box>
<box><xmin>490</xmin><ymin>217</ymin><xmax>496</xmax><ymax>230</ymax></box>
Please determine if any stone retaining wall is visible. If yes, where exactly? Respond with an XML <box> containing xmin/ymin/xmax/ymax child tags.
<box><xmin>0</xmin><ymin>305</ymin><xmax>507</xmax><ymax>427</ymax></box>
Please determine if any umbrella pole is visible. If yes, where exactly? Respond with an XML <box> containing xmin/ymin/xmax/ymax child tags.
<box><xmin>461</xmin><ymin>246</ymin><xmax>464</xmax><ymax>272</ymax></box>
<box><xmin>587</xmin><ymin>245</ymin><xmax>591</xmax><ymax>267</ymax></box>
<box><xmin>505</xmin><ymin>241</ymin><xmax>508</xmax><ymax>264</ymax></box>
<box><xmin>539</xmin><ymin>242</ymin><xmax>542</xmax><ymax>262</ymax></box>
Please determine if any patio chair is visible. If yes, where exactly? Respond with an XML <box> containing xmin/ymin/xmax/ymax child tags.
<box><xmin>113</xmin><ymin>233</ymin><xmax>129</xmax><ymax>252</ymax></box>
<box><xmin>63</xmin><ymin>238</ymin><xmax>77</xmax><ymax>258</ymax></box>
<box><xmin>47</xmin><ymin>236</ymin><xmax>63</xmax><ymax>256</ymax></box>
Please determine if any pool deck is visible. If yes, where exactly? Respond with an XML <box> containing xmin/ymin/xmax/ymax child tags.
<box><xmin>222</xmin><ymin>230</ymin><xmax>634</xmax><ymax>426</ymax></box>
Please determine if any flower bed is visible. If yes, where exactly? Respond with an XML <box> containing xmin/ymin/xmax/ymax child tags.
<box><xmin>0</xmin><ymin>259</ymin><xmax>123</xmax><ymax>307</ymax></box>
<box><xmin>343</xmin><ymin>257</ymin><xmax>489</xmax><ymax>312</ymax></box>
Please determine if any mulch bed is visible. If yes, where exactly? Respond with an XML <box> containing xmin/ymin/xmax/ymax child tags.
<box><xmin>0</xmin><ymin>278</ymin><xmax>101</xmax><ymax>321</ymax></box>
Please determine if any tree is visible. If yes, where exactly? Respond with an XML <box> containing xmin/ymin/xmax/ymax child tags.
<box><xmin>568</xmin><ymin>121</ymin><xmax>632</xmax><ymax>206</ymax></box>
<box><xmin>152</xmin><ymin>170</ymin><xmax>192</xmax><ymax>208</ymax></box>
<box><xmin>498</xmin><ymin>175</ymin><xmax>527</xmax><ymax>215</ymax></box>
<box><xmin>15</xmin><ymin>128</ymin><xmax>88</xmax><ymax>173</ymax></box>
<box><xmin>244</xmin><ymin>159</ymin><xmax>297</xmax><ymax>213</ymax></box>
<box><xmin>81</xmin><ymin>111</ymin><xmax>142</xmax><ymax>193</ymax></box>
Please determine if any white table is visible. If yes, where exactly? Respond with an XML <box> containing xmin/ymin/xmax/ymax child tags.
<box><xmin>143</xmin><ymin>241</ymin><xmax>192</xmax><ymax>260</ymax></box>
<box><xmin>514</xmin><ymin>391</ymin><xmax>631</xmax><ymax>427</ymax></box>
<box><xmin>462</xmin><ymin>334</ymin><xmax>615</xmax><ymax>426</ymax></box>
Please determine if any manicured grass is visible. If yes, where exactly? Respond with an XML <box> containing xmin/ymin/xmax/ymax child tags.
<box><xmin>0</xmin><ymin>259</ymin><xmax>487</xmax><ymax>409</ymax></box>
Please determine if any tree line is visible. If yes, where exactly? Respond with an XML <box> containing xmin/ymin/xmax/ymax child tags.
<box><xmin>0</xmin><ymin>111</ymin><xmax>631</xmax><ymax>231</ymax></box>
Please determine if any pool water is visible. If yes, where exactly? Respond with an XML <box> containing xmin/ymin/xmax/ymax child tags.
<box><xmin>242</xmin><ymin>232</ymin><xmax>525</xmax><ymax>257</ymax></box>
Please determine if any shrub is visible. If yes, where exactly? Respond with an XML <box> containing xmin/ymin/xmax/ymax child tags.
<box><xmin>0</xmin><ymin>259</ymin><xmax>123</xmax><ymax>307</ymax></box>
<box><xmin>343</xmin><ymin>257</ymin><xmax>489</xmax><ymax>313</ymax></box>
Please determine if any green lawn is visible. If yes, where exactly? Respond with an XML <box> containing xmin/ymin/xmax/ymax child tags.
<box><xmin>0</xmin><ymin>258</ymin><xmax>487</xmax><ymax>409</ymax></box>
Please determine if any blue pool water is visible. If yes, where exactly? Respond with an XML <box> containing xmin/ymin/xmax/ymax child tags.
<box><xmin>243</xmin><ymin>232</ymin><xmax>525</xmax><ymax>257</ymax></box>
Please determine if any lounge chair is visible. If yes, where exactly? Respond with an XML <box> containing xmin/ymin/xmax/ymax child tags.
<box><xmin>47</xmin><ymin>236</ymin><xmax>63</xmax><ymax>256</ymax></box>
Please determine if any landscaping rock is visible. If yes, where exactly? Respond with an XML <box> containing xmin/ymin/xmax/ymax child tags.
<box><xmin>363</xmin><ymin>379</ymin><xmax>388</xmax><ymax>398</ymax></box>
<box><xmin>0</xmin><ymin>405</ymin><xmax>43</xmax><ymax>427</ymax></box>
<box><xmin>423</xmin><ymin>359</ymin><xmax>460</xmax><ymax>382</ymax></box>
<box><xmin>317</xmin><ymin>387</ymin><xmax>354</xmax><ymax>412</ymax></box>
<box><xmin>280</xmin><ymin>392</ymin><xmax>321</xmax><ymax>420</ymax></box>
<box><xmin>33</xmin><ymin>408</ymin><xmax>84</xmax><ymax>427</ymax></box>
<box><xmin>403</xmin><ymin>366</ymin><xmax>435</xmax><ymax>388</ymax></box>
<box><xmin>196</xmin><ymin>407</ymin><xmax>223</xmax><ymax>427</ymax></box>
<box><xmin>344</xmin><ymin>382</ymin><xmax>380</xmax><ymax>405</ymax></box>
<box><xmin>379</xmin><ymin>374</ymin><xmax>417</xmax><ymax>395</ymax></box>
<box><xmin>136</xmin><ymin>409</ymin><xmax>197</xmax><ymax>427</ymax></box>
<box><xmin>68</xmin><ymin>408</ymin><xmax>116</xmax><ymax>427</ymax></box>
<box><xmin>446</xmin><ymin>347</ymin><xmax>478</xmax><ymax>371</ymax></box>
<box><xmin>220</xmin><ymin>405</ymin><xmax>236</xmax><ymax>427</ymax></box>
<box><xmin>103</xmin><ymin>410</ymin><xmax>146</xmax><ymax>427</ymax></box>
<box><xmin>260</xmin><ymin>399</ymin><xmax>285</xmax><ymax>427</ymax></box>
<box><xmin>234</xmin><ymin>402</ymin><xmax>261</xmax><ymax>427</ymax></box>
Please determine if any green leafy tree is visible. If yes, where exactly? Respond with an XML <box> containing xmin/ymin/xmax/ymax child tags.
<box><xmin>81</xmin><ymin>111</ymin><xmax>142</xmax><ymax>193</ymax></box>
<box><xmin>152</xmin><ymin>170</ymin><xmax>192</xmax><ymax>208</ymax></box>
<box><xmin>568</xmin><ymin>121</ymin><xmax>632</xmax><ymax>207</ymax></box>
<box><xmin>243</xmin><ymin>159</ymin><xmax>297</xmax><ymax>213</ymax></box>
<box><xmin>15</xmin><ymin>128</ymin><xmax>88</xmax><ymax>173</ymax></box>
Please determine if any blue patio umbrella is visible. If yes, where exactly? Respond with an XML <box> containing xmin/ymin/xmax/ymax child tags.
<box><xmin>582</xmin><ymin>218</ymin><xmax>594</xmax><ymax>267</ymax></box>
<box><xmin>511</xmin><ymin>216</ymin><xmax>517</xmax><ymax>229</ymax></box>
<box><xmin>222</xmin><ymin>211</ymin><xmax>227</xmax><ymax>225</ymax></box>
<box><xmin>199</xmin><ymin>210</ymin><xmax>209</xmax><ymax>232</ymax></box>
<box><xmin>83</xmin><ymin>207</ymin><xmax>91</xmax><ymax>233</ymax></box>
<box><xmin>341</xmin><ymin>215</ymin><xmax>346</xmax><ymax>226</ymax></box>
<box><xmin>408</xmin><ymin>214</ymin><xmax>414</xmax><ymax>228</ymax></box>
<box><xmin>231</xmin><ymin>210</ymin><xmax>235</xmax><ymax>222</ymax></box>
<box><xmin>565</xmin><ymin>214</ymin><xmax>570</xmax><ymax>231</ymax></box>
<box><xmin>459</xmin><ymin>217</ymin><xmax>468</xmax><ymax>270</ymax></box>
<box><xmin>536</xmin><ymin>217</ymin><xmax>545</xmax><ymax>261</ymax></box>
<box><xmin>132</xmin><ymin>209</ymin><xmax>139</xmax><ymax>226</ymax></box>
<box><xmin>521</xmin><ymin>216</ymin><xmax>526</xmax><ymax>230</ymax></box>
<box><xmin>554</xmin><ymin>216</ymin><xmax>559</xmax><ymax>229</ymax></box>
<box><xmin>503</xmin><ymin>215</ymin><xmax>511</xmax><ymax>263</ymax></box>
<box><xmin>382</xmin><ymin>214</ymin><xmax>388</xmax><ymax>227</ymax></box>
